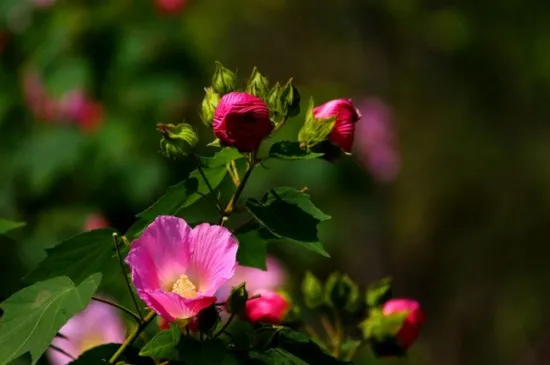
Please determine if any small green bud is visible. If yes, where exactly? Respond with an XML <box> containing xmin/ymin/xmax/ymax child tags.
<box><xmin>280</xmin><ymin>78</ymin><xmax>301</xmax><ymax>117</ymax></box>
<box><xmin>211</xmin><ymin>61</ymin><xmax>237</xmax><ymax>95</ymax></box>
<box><xmin>298</xmin><ymin>98</ymin><xmax>336</xmax><ymax>150</ymax></box>
<box><xmin>200</xmin><ymin>87</ymin><xmax>220</xmax><ymax>126</ymax></box>
<box><xmin>366</xmin><ymin>277</ymin><xmax>393</xmax><ymax>307</ymax></box>
<box><xmin>325</xmin><ymin>272</ymin><xmax>359</xmax><ymax>311</ymax></box>
<box><xmin>157</xmin><ymin>122</ymin><xmax>198</xmax><ymax>159</ymax></box>
<box><xmin>226</xmin><ymin>282</ymin><xmax>248</xmax><ymax>315</ymax></box>
<box><xmin>196</xmin><ymin>304</ymin><xmax>220</xmax><ymax>334</ymax></box>
<box><xmin>301</xmin><ymin>271</ymin><xmax>324</xmax><ymax>309</ymax></box>
<box><xmin>246</xmin><ymin>67</ymin><xmax>269</xmax><ymax>100</ymax></box>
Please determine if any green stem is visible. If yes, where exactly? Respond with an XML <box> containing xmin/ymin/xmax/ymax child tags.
<box><xmin>194</xmin><ymin>154</ymin><xmax>223</xmax><ymax>213</ymax></box>
<box><xmin>113</xmin><ymin>233</ymin><xmax>144</xmax><ymax>322</ymax></box>
<box><xmin>218</xmin><ymin>153</ymin><xmax>257</xmax><ymax>225</ymax></box>
<box><xmin>109</xmin><ymin>311</ymin><xmax>156</xmax><ymax>364</ymax></box>
<box><xmin>213</xmin><ymin>314</ymin><xmax>235</xmax><ymax>339</ymax></box>
<box><xmin>92</xmin><ymin>296</ymin><xmax>141</xmax><ymax>324</ymax></box>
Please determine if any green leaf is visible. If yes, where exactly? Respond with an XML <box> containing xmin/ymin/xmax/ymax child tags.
<box><xmin>0</xmin><ymin>219</ymin><xmax>25</xmax><ymax>235</ymax></box>
<box><xmin>236</xmin><ymin>229</ymin><xmax>269</xmax><ymax>270</ymax></box>
<box><xmin>366</xmin><ymin>277</ymin><xmax>393</xmax><ymax>307</ymax></box>
<box><xmin>128</xmin><ymin>165</ymin><xmax>227</xmax><ymax>240</ymax></box>
<box><xmin>178</xmin><ymin>338</ymin><xmax>237</xmax><ymax>364</ymax></box>
<box><xmin>0</xmin><ymin>274</ymin><xmax>101</xmax><ymax>365</ymax></box>
<box><xmin>276</xmin><ymin>329</ymin><xmax>349</xmax><ymax>365</ymax></box>
<box><xmin>24</xmin><ymin>228</ymin><xmax>117</xmax><ymax>285</ymax></box>
<box><xmin>139</xmin><ymin>326</ymin><xmax>181</xmax><ymax>360</ymax></box>
<box><xmin>200</xmin><ymin>148</ymin><xmax>244</xmax><ymax>167</ymax></box>
<box><xmin>245</xmin><ymin>187</ymin><xmax>331</xmax><ymax>257</ymax></box>
<box><xmin>137</xmin><ymin>178</ymin><xmax>199</xmax><ymax>221</ymax></box>
<box><xmin>269</xmin><ymin>141</ymin><xmax>324</xmax><ymax>160</ymax></box>
<box><xmin>69</xmin><ymin>343</ymin><xmax>154</xmax><ymax>364</ymax></box>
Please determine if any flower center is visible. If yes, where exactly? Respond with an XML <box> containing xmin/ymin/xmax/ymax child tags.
<box><xmin>79</xmin><ymin>332</ymin><xmax>104</xmax><ymax>354</ymax></box>
<box><xmin>172</xmin><ymin>274</ymin><xmax>198</xmax><ymax>298</ymax></box>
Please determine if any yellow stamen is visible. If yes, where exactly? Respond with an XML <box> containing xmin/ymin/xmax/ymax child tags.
<box><xmin>172</xmin><ymin>275</ymin><xmax>198</xmax><ymax>299</ymax></box>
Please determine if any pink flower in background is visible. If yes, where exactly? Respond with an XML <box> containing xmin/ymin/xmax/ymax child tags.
<box><xmin>244</xmin><ymin>290</ymin><xmax>290</xmax><ymax>325</ymax></box>
<box><xmin>47</xmin><ymin>298</ymin><xmax>125</xmax><ymax>365</ymax></box>
<box><xmin>354</xmin><ymin>98</ymin><xmax>400</xmax><ymax>183</ymax></box>
<box><xmin>217</xmin><ymin>256</ymin><xmax>287</xmax><ymax>301</ymax></box>
<box><xmin>31</xmin><ymin>0</ymin><xmax>56</xmax><ymax>8</ymax></box>
<box><xmin>59</xmin><ymin>90</ymin><xmax>104</xmax><ymax>133</ymax></box>
<box><xmin>22</xmin><ymin>73</ymin><xmax>58</xmax><ymax>121</ymax></box>
<box><xmin>213</xmin><ymin>92</ymin><xmax>273</xmax><ymax>152</ymax></box>
<box><xmin>83</xmin><ymin>214</ymin><xmax>109</xmax><ymax>231</ymax></box>
<box><xmin>313</xmin><ymin>98</ymin><xmax>361</xmax><ymax>153</ymax></box>
<box><xmin>155</xmin><ymin>0</ymin><xmax>188</xmax><ymax>14</ymax></box>
<box><xmin>382</xmin><ymin>298</ymin><xmax>425</xmax><ymax>350</ymax></box>
<box><xmin>125</xmin><ymin>216</ymin><xmax>238</xmax><ymax>324</ymax></box>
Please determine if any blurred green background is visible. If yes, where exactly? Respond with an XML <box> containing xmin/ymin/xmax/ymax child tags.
<box><xmin>2</xmin><ymin>1</ymin><xmax>550</xmax><ymax>364</ymax></box>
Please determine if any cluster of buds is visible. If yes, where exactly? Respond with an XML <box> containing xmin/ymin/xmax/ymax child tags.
<box><xmin>302</xmin><ymin>273</ymin><xmax>425</xmax><ymax>358</ymax></box>
<box><xmin>170</xmin><ymin>61</ymin><xmax>361</xmax><ymax>160</ymax></box>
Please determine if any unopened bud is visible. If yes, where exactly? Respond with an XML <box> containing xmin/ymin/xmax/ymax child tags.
<box><xmin>246</xmin><ymin>67</ymin><xmax>269</xmax><ymax>100</ymax></box>
<box><xmin>157</xmin><ymin>122</ymin><xmax>198</xmax><ymax>159</ymax></box>
<box><xmin>325</xmin><ymin>272</ymin><xmax>359</xmax><ymax>311</ymax></box>
<box><xmin>200</xmin><ymin>87</ymin><xmax>220</xmax><ymax>126</ymax></box>
<box><xmin>226</xmin><ymin>282</ymin><xmax>248</xmax><ymax>315</ymax></box>
<box><xmin>301</xmin><ymin>271</ymin><xmax>324</xmax><ymax>309</ymax></box>
<box><xmin>211</xmin><ymin>61</ymin><xmax>237</xmax><ymax>95</ymax></box>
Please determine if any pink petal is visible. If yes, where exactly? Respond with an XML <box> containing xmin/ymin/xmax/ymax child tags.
<box><xmin>141</xmin><ymin>290</ymin><xmax>215</xmax><ymax>321</ymax></box>
<box><xmin>187</xmin><ymin>223</ymin><xmax>238</xmax><ymax>296</ymax></box>
<box><xmin>126</xmin><ymin>216</ymin><xmax>192</xmax><ymax>291</ymax></box>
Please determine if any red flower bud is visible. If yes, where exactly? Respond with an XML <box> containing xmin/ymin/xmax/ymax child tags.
<box><xmin>313</xmin><ymin>99</ymin><xmax>361</xmax><ymax>153</ymax></box>
<box><xmin>83</xmin><ymin>214</ymin><xmax>109</xmax><ymax>232</ymax></box>
<box><xmin>212</xmin><ymin>92</ymin><xmax>273</xmax><ymax>152</ymax></box>
<box><xmin>382</xmin><ymin>298</ymin><xmax>425</xmax><ymax>350</ymax></box>
<box><xmin>155</xmin><ymin>0</ymin><xmax>188</xmax><ymax>15</ymax></box>
<box><xmin>244</xmin><ymin>290</ymin><xmax>290</xmax><ymax>325</ymax></box>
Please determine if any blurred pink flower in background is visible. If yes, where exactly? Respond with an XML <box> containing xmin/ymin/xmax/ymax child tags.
<box><xmin>354</xmin><ymin>98</ymin><xmax>400</xmax><ymax>183</ymax></box>
<box><xmin>59</xmin><ymin>90</ymin><xmax>104</xmax><ymax>134</ymax></box>
<box><xmin>47</xmin><ymin>298</ymin><xmax>125</xmax><ymax>365</ymax></box>
<box><xmin>155</xmin><ymin>0</ymin><xmax>188</xmax><ymax>14</ymax></box>
<box><xmin>83</xmin><ymin>213</ymin><xmax>109</xmax><ymax>231</ymax></box>
<box><xmin>217</xmin><ymin>255</ymin><xmax>287</xmax><ymax>301</ymax></box>
<box><xmin>23</xmin><ymin>73</ymin><xmax>58</xmax><ymax>121</ymax></box>
<box><xmin>31</xmin><ymin>0</ymin><xmax>56</xmax><ymax>8</ymax></box>
<box><xmin>244</xmin><ymin>289</ymin><xmax>290</xmax><ymax>325</ymax></box>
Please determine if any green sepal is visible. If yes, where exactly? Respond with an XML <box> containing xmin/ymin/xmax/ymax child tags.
<box><xmin>280</xmin><ymin>78</ymin><xmax>301</xmax><ymax>118</ymax></box>
<box><xmin>298</xmin><ymin>97</ymin><xmax>336</xmax><ymax>150</ymax></box>
<box><xmin>366</xmin><ymin>277</ymin><xmax>393</xmax><ymax>307</ymax></box>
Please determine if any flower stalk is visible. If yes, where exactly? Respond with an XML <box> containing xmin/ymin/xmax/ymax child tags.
<box><xmin>108</xmin><ymin>311</ymin><xmax>156</xmax><ymax>364</ymax></box>
<box><xmin>113</xmin><ymin>233</ymin><xmax>144</xmax><ymax>322</ymax></box>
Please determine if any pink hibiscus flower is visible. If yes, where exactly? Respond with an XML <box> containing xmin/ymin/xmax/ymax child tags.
<box><xmin>47</xmin><ymin>298</ymin><xmax>125</xmax><ymax>365</ymax></box>
<box><xmin>125</xmin><ymin>216</ymin><xmax>238</xmax><ymax>325</ymax></box>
